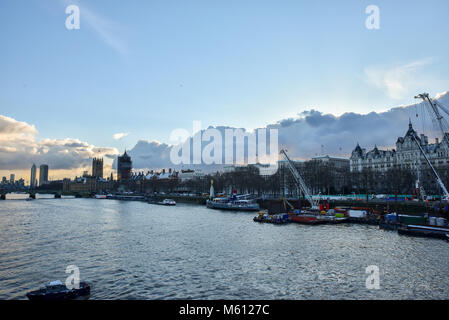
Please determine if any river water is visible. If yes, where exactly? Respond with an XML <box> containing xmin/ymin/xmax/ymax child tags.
<box><xmin>0</xmin><ymin>195</ymin><xmax>448</xmax><ymax>300</ymax></box>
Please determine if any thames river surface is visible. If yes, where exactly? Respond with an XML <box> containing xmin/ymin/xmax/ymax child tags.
<box><xmin>0</xmin><ymin>194</ymin><xmax>448</xmax><ymax>300</ymax></box>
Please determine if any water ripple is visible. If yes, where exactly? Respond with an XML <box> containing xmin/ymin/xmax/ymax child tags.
<box><xmin>0</xmin><ymin>199</ymin><xmax>448</xmax><ymax>299</ymax></box>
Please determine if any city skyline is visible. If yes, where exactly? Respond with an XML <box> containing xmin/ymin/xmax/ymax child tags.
<box><xmin>0</xmin><ymin>158</ymin><xmax>107</xmax><ymax>185</ymax></box>
<box><xmin>2</xmin><ymin>90</ymin><xmax>449</xmax><ymax>182</ymax></box>
<box><xmin>1</xmin><ymin>1</ymin><xmax>449</xmax><ymax>304</ymax></box>
<box><xmin>2</xmin><ymin>1</ymin><xmax>449</xmax><ymax>180</ymax></box>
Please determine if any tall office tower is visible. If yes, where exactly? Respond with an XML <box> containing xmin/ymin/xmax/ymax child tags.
<box><xmin>30</xmin><ymin>164</ymin><xmax>36</xmax><ymax>188</ymax></box>
<box><xmin>117</xmin><ymin>151</ymin><xmax>132</xmax><ymax>181</ymax></box>
<box><xmin>39</xmin><ymin>164</ymin><xmax>49</xmax><ymax>186</ymax></box>
<box><xmin>92</xmin><ymin>157</ymin><xmax>104</xmax><ymax>178</ymax></box>
<box><xmin>10</xmin><ymin>174</ymin><xmax>15</xmax><ymax>184</ymax></box>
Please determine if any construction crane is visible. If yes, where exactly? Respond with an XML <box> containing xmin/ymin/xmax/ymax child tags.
<box><xmin>280</xmin><ymin>149</ymin><xmax>320</xmax><ymax>209</ymax></box>
<box><xmin>413</xmin><ymin>93</ymin><xmax>449</xmax><ymax>201</ymax></box>
<box><xmin>414</xmin><ymin>168</ymin><xmax>427</xmax><ymax>202</ymax></box>
<box><xmin>282</xmin><ymin>197</ymin><xmax>295</xmax><ymax>213</ymax></box>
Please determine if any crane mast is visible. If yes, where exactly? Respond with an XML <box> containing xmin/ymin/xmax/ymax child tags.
<box><xmin>410</xmin><ymin>133</ymin><xmax>449</xmax><ymax>200</ymax></box>
<box><xmin>415</xmin><ymin>93</ymin><xmax>449</xmax><ymax>145</ymax></box>
<box><xmin>280</xmin><ymin>149</ymin><xmax>319</xmax><ymax>209</ymax></box>
<box><xmin>414</xmin><ymin>93</ymin><xmax>449</xmax><ymax>200</ymax></box>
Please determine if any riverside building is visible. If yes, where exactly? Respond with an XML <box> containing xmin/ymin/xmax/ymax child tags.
<box><xmin>350</xmin><ymin>121</ymin><xmax>449</xmax><ymax>173</ymax></box>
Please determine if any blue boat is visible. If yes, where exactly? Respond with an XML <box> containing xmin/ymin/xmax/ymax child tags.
<box><xmin>26</xmin><ymin>280</ymin><xmax>90</xmax><ymax>300</ymax></box>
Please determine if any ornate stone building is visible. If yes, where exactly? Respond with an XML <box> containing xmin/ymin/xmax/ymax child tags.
<box><xmin>117</xmin><ymin>151</ymin><xmax>132</xmax><ymax>181</ymax></box>
<box><xmin>62</xmin><ymin>177</ymin><xmax>115</xmax><ymax>194</ymax></box>
<box><xmin>350</xmin><ymin>121</ymin><xmax>449</xmax><ymax>173</ymax></box>
<box><xmin>92</xmin><ymin>157</ymin><xmax>103</xmax><ymax>178</ymax></box>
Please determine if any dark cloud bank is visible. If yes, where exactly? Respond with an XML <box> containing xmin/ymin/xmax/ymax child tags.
<box><xmin>120</xmin><ymin>91</ymin><xmax>449</xmax><ymax>172</ymax></box>
<box><xmin>2</xmin><ymin>92</ymin><xmax>448</xmax><ymax>172</ymax></box>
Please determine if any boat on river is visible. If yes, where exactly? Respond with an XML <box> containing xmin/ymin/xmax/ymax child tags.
<box><xmin>398</xmin><ymin>224</ymin><xmax>449</xmax><ymax>240</ymax></box>
<box><xmin>148</xmin><ymin>198</ymin><xmax>176</xmax><ymax>206</ymax></box>
<box><xmin>26</xmin><ymin>280</ymin><xmax>90</xmax><ymax>300</ymax></box>
<box><xmin>254</xmin><ymin>211</ymin><xmax>290</xmax><ymax>224</ymax></box>
<box><xmin>289</xmin><ymin>211</ymin><xmax>348</xmax><ymax>225</ymax></box>
<box><xmin>289</xmin><ymin>212</ymin><xmax>324</xmax><ymax>225</ymax></box>
<box><xmin>206</xmin><ymin>195</ymin><xmax>260</xmax><ymax>212</ymax></box>
<box><xmin>158</xmin><ymin>199</ymin><xmax>176</xmax><ymax>206</ymax></box>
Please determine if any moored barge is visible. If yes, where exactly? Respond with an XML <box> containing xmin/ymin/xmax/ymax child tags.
<box><xmin>398</xmin><ymin>224</ymin><xmax>449</xmax><ymax>240</ymax></box>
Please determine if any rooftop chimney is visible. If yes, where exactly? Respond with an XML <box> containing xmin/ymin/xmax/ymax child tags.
<box><xmin>420</xmin><ymin>134</ymin><xmax>425</xmax><ymax>145</ymax></box>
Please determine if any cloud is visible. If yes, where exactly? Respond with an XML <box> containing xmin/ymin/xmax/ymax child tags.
<box><xmin>365</xmin><ymin>58</ymin><xmax>433</xmax><ymax>99</ymax></box>
<box><xmin>0</xmin><ymin>115</ymin><xmax>37</xmax><ymax>140</ymax></box>
<box><xmin>113</xmin><ymin>140</ymin><xmax>172</xmax><ymax>170</ymax></box>
<box><xmin>121</xmin><ymin>91</ymin><xmax>449</xmax><ymax>170</ymax></box>
<box><xmin>113</xmin><ymin>132</ymin><xmax>129</xmax><ymax>140</ymax></box>
<box><xmin>4</xmin><ymin>92</ymin><xmax>449</xmax><ymax>175</ymax></box>
<box><xmin>0</xmin><ymin>146</ymin><xmax>17</xmax><ymax>153</ymax></box>
<box><xmin>0</xmin><ymin>115</ymin><xmax>119</xmax><ymax>171</ymax></box>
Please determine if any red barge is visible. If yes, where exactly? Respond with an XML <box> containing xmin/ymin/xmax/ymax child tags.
<box><xmin>289</xmin><ymin>214</ymin><xmax>323</xmax><ymax>225</ymax></box>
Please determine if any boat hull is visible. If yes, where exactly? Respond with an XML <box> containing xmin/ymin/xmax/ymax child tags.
<box><xmin>398</xmin><ymin>225</ymin><xmax>449</xmax><ymax>240</ymax></box>
<box><xmin>290</xmin><ymin>215</ymin><xmax>324</xmax><ymax>225</ymax></box>
<box><xmin>148</xmin><ymin>200</ymin><xmax>176</xmax><ymax>206</ymax></box>
<box><xmin>26</xmin><ymin>282</ymin><xmax>90</xmax><ymax>300</ymax></box>
<box><xmin>379</xmin><ymin>222</ymin><xmax>401</xmax><ymax>230</ymax></box>
<box><xmin>206</xmin><ymin>200</ymin><xmax>260</xmax><ymax>212</ymax></box>
<box><xmin>253</xmin><ymin>217</ymin><xmax>290</xmax><ymax>224</ymax></box>
<box><xmin>157</xmin><ymin>202</ymin><xmax>176</xmax><ymax>206</ymax></box>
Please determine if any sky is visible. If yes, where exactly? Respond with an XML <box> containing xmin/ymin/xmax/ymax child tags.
<box><xmin>1</xmin><ymin>0</ymin><xmax>449</xmax><ymax>181</ymax></box>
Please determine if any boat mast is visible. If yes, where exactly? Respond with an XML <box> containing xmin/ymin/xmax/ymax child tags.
<box><xmin>413</xmin><ymin>93</ymin><xmax>449</xmax><ymax>200</ymax></box>
<box><xmin>280</xmin><ymin>149</ymin><xmax>318</xmax><ymax>209</ymax></box>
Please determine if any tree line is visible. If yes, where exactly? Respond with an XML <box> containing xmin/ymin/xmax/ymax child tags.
<box><xmin>124</xmin><ymin>160</ymin><xmax>449</xmax><ymax>197</ymax></box>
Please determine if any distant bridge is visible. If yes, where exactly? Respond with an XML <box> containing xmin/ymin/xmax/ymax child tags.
<box><xmin>0</xmin><ymin>189</ymin><xmax>77</xmax><ymax>200</ymax></box>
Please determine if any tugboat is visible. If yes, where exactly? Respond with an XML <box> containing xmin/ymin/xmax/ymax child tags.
<box><xmin>26</xmin><ymin>280</ymin><xmax>90</xmax><ymax>300</ymax></box>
